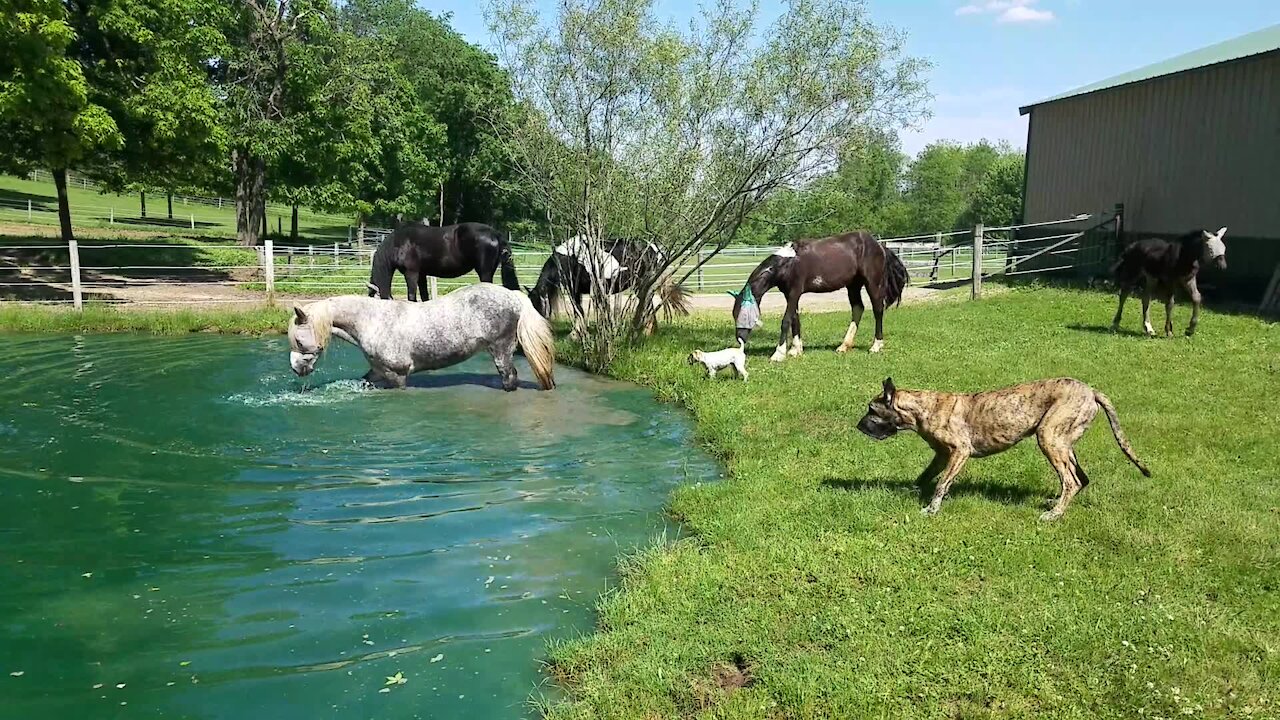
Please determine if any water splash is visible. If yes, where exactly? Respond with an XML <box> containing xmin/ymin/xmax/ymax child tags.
<box><xmin>227</xmin><ymin>379</ymin><xmax>372</xmax><ymax>407</ymax></box>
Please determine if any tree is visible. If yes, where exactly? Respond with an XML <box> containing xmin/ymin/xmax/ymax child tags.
<box><xmin>217</xmin><ymin>0</ymin><xmax>333</xmax><ymax>246</ymax></box>
<box><xmin>965</xmin><ymin>152</ymin><xmax>1024</xmax><ymax>228</ymax></box>
<box><xmin>901</xmin><ymin>139</ymin><xmax>1015</xmax><ymax>233</ymax></box>
<box><xmin>487</xmin><ymin>0</ymin><xmax>929</xmax><ymax>368</ymax></box>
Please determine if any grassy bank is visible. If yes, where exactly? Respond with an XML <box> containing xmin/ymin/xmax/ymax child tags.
<box><xmin>0</xmin><ymin>303</ymin><xmax>287</xmax><ymax>334</ymax></box>
<box><xmin>548</xmin><ymin>286</ymin><xmax>1279</xmax><ymax>719</ymax></box>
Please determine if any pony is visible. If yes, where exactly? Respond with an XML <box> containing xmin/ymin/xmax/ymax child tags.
<box><xmin>289</xmin><ymin>283</ymin><xmax>555</xmax><ymax>391</ymax></box>
<box><xmin>366</xmin><ymin>222</ymin><xmax>520</xmax><ymax>302</ymax></box>
<box><xmin>731</xmin><ymin>232</ymin><xmax>909</xmax><ymax>362</ymax></box>
<box><xmin>526</xmin><ymin>237</ymin><xmax>689</xmax><ymax>333</ymax></box>
<box><xmin>1110</xmin><ymin>227</ymin><xmax>1227</xmax><ymax>337</ymax></box>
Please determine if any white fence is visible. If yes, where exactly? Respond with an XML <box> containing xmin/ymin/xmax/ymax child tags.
<box><xmin>0</xmin><ymin>211</ymin><xmax>1119</xmax><ymax>308</ymax></box>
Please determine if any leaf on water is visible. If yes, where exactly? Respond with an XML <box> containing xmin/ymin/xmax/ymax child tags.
<box><xmin>430</xmin><ymin>654</ymin><xmax>444</xmax><ymax>663</ymax></box>
<box><xmin>378</xmin><ymin>687</ymin><xmax>390</xmax><ymax>693</ymax></box>
<box><xmin>484</xmin><ymin>576</ymin><xmax>495</xmax><ymax>585</ymax></box>
<box><xmin>81</xmin><ymin>572</ymin><xmax>92</xmax><ymax>578</ymax></box>
<box><xmin>93</xmin><ymin>684</ymin><xmax>104</xmax><ymax>689</ymax></box>
<box><xmin>179</xmin><ymin>661</ymin><xmax>191</xmax><ymax>667</ymax></box>
<box><xmin>9</xmin><ymin>671</ymin><xmax>23</xmax><ymax>677</ymax></box>
<box><xmin>116</xmin><ymin>683</ymin><xmax>126</xmax><ymax>689</ymax></box>
<box><xmin>384</xmin><ymin>672</ymin><xmax>406</xmax><ymax>685</ymax></box>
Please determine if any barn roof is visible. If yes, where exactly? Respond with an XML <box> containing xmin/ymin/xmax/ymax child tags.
<box><xmin>1019</xmin><ymin>23</ymin><xmax>1280</xmax><ymax>115</ymax></box>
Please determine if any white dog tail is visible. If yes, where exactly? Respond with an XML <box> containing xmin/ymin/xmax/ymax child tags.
<box><xmin>737</xmin><ymin>337</ymin><xmax>745</xmax><ymax>350</ymax></box>
<box><xmin>514</xmin><ymin>291</ymin><xmax>557</xmax><ymax>390</ymax></box>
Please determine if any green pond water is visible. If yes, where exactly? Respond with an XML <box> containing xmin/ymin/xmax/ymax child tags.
<box><xmin>0</xmin><ymin>334</ymin><xmax>719</xmax><ymax>719</ymax></box>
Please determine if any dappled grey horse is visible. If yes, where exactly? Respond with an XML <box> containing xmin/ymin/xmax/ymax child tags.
<box><xmin>288</xmin><ymin>284</ymin><xmax>556</xmax><ymax>391</ymax></box>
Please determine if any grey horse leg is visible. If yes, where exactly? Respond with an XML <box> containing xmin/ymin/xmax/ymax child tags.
<box><xmin>491</xmin><ymin>340</ymin><xmax>519</xmax><ymax>392</ymax></box>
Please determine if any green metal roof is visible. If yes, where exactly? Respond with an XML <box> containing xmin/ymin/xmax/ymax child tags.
<box><xmin>1019</xmin><ymin>23</ymin><xmax>1280</xmax><ymax>114</ymax></box>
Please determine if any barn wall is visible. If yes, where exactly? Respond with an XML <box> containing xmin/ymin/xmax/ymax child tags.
<box><xmin>1023</xmin><ymin>51</ymin><xmax>1280</xmax><ymax>298</ymax></box>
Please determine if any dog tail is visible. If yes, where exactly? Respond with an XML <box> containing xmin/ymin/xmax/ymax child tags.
<box><xmin>736</xmin><ymin>337</ymin><xmax>745</xmax><ymax>350</ymax></box>
<box><xmin>1094</xmin><ymin>390</ymin><xmax>1151</xmax><ymax>477</ymax></box>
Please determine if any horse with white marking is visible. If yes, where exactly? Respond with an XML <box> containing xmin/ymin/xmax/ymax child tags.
<box><xmin>526</xmin><ymin>236</ymin><xmax>689</xmax><ymax>333</ymax></box>
<box><xmin>288</xmin><ymin>283</ymin><xmax>556</xmax><ymax>391</ymax></box>
<box><xmin>731</xmin><ymin>232</ymin><xmax>909</xmax><ymax>362</ymax></box>
<box><xmin>1111</xmin><ymin>227</ymin><xmax>1227</xmax><ymax>337</ymax></box>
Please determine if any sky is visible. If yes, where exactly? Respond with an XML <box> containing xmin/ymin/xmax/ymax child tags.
<box><xmin>419</xmin><ymin>0</ymin><xmax>1279</xmax><ymax>156</ymax></box>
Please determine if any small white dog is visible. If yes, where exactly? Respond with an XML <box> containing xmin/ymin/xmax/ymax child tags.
<box><xmin>688</xmin><ymin>338</ymin><xmax>749</xmax><ymax>381</ymax></box>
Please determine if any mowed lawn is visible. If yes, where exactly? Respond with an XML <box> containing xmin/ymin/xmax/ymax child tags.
<box><xmin>547</xmin><ymin>286</ymin><xmax>1279</xmax><ymax>720</ymax></box>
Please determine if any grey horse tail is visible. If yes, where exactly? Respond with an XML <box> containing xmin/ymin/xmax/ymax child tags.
<box><xmin>883</xmin><ymin>247</ymin><xmax>909</xmax><ymax>307</ymax></box>
<box><xmin>498</xmin><ymin>231</ymin><xmax>521</xmax><ymax>292</ymax></box>
<box><xmin>1094</xmin><ymin>389</ymin><xmax>1151</xmax><ymax>477</ymax></box>
<box><xmin>513</xmin><ymin>290</ymin><xmax>557</xmax><ymax>390</ymax></box>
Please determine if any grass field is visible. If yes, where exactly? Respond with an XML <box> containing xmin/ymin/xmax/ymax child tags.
<box><xmin>547</xmin><ymin>286</ymin><xmax>1280</xmax><ymax>719</ymax></box>
<box><xmin>0</xmin><ymin>174</ymin><xmax>353</xmax><ymax>240</ymax></box>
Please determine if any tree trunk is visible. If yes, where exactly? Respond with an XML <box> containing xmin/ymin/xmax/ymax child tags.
<box><xmin>52</xmin><ymin>168</ymin><xmax>75</xmax><ymax>244</ymax></box>
<box><xmin>233</xmin><ymin>148</ymin><xmax>266</xmax><ymax>246</ymax></box>
<box><xmin>140</xmin><ymin>190</ymin><xmax>147</xmax><ymax>219</ymax></box>
<box><xmin>167</xmin><ymin>192</ymin><xmax>173</xmax><ymax>220</ymax></box>
<box><xmin>290</xmin><ymin>204</ymin><xmax>298</xmax><ymax>241</ymax></box>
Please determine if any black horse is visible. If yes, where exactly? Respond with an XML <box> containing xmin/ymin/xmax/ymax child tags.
<box><xmin>731</xmin><ymin>231</ymin><xmax>908</xmax><ymax>361</ymax></box>
<box><xmin>1111</xmin><ymin>226</ymin><xmax>1227</xmax><ymax>337</ymax></box>
<box><xmin>527</xmin><ymin>237</ymin><xmax>687</xmax><ymax>332</ymax></box>
<box><xmin>366</xmin><ymin>222</ymin><xmax>519</xmax><ymax>301</ymax></box>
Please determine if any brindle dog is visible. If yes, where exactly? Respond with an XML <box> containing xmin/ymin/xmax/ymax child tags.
<box><xmin>857</xmin><ymin>377</ymin><xmax>1151</xmax><ymax>521</ymax></box>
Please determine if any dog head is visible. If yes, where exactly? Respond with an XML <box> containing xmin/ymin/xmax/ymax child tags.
<box><xmin>687</xmin><ymin>349</ymin><xmax>706</xmax><ymax>366</ymax></box>
<box><xmin>857</xmin><ymin>377</ymin><xmax>910</xmax><ymax>440</ymax></box>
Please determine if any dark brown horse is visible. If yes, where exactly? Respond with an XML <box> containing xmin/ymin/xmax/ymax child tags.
<box><xmin>1110</xmin><ymin>227</ymin><xmax>1227</xmax><ymax>337</ymax></box>
<box><xmin>367</xmin><ymin>222</ymin><xmax>519</xmax><ymax>301</ymax></box>
<box><xmin>731</xmin><ymin>232</ymin><xmax>908</xmax><ymax>361</ymax></box>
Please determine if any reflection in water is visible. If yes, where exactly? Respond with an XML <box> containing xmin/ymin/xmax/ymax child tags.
<box><xmin>0</xmin><ymin>335</ymin><xmax>719</xmax><ymax>719</ymax></box>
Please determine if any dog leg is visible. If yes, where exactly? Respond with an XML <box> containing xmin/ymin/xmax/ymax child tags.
<box><xmin>707</xmin><ymin>365</ymin><xmax>716</xmax><ymax>379</ymax></box>
<box><xmin>915</xmin><ymin>451</ymin><xmax>949</xmax><ymax>488</ymax></box>
<box><xmin>735</xmin><ymin>358</ymin><xmax>749</xmax><ymax>382</ymax></box>
<box><xmin>1040</xmin><ymin>452</ymin><xmax>1081</xmax><ymax>522</ymax></box>
<box><xmin>922</xmin><ymin>451</ymin><xmax>969</xmax><ymax>516</ymax></box>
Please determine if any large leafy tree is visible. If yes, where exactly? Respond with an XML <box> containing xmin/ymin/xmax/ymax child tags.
<box><xmin>487</xmin><ymin>0</ymin><xmax>929</xmax><ymax>368</ymax></box>
<box><xmin>0</xmin><ymin>0</ymin><xmax>220</xmax><ymax>241</ymax></box>
<box><xmin>964</xmin><ymin>151</ymin><xmax>1024</xmax><ymax>228</ymax></box>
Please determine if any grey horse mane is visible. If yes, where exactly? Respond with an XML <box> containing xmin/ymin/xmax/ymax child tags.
<box><xmin>289</xmin><ymin>299</ymin><xmax>334</xmax><ymax>352</ymax></box>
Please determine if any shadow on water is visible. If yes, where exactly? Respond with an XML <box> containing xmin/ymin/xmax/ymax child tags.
<box><xmin>0</xmin><ymin>335</ymin><xmax>720</xmax><ymax>719</ymax></box>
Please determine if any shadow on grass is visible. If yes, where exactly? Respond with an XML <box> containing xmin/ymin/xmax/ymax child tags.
<box><xmin>821</xmin><ymin>474</ymin><xmax>1046</xmax><ymax>508</ymax></box>
<box><xmin>1065</xmin><ymin>323</ymin><xmax>1151</xmax><ymax>338</ymax></box>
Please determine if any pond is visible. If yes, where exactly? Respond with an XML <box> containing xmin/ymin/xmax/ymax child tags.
<box><xmin>0</xmin><ymin>334</ymin><xmax>719</xmax><ymax>719</ymax></box>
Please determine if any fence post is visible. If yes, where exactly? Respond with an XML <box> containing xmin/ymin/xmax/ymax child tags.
<box><xmin>971</xmin><ymin>223</ymin><xmax>984</xmax><ymax>300</ymax></box>
<box><xmin>333</xmin><ymin>242</ymin><xmax>339</xmax><ymax>268</ymax></box>
<box><xmin>264</xmin><ymin>239</ymin><xmax>275</xmax><ymax>300</ymax></box>
<box><xmin>1112</xmin><ymin>202</ymin><xmax>1124</xmax><ymax>266</ymax></box>
<box><xmin>429</xmin><ymin>276</ymin><xmax>438</xmax><ymax>300</ymax></box>
<box><xmin>308</xmin><ymin>245</ymin><xmax>314</xmax><ymax>267</ymax></box>
<box><xmin>696</xmin><ymin>248</ymin><xmax>705</xmax><ymax>291</ymax></box>
<box><xmin>347</xmin><ymin>226</ymin><xmax>353</xmax><ymax>244</ymax></box>
<box><xmin>109</xmin><ymin>207</ymin><xmax>114</xmax><ymax>224</ymax></box>
<box><xmin>68</xmin><ymin>239</ymin><xmax>83</xmax><ymax>311</ymax></box>
<box><xmin>27</xmin><ymin>199</ymin><xmax>32</xmax><ymax>222</ymax></box>
<box><xmin>190</xmin><ymin>214</ymin><xmax>195</xmax><ymax>230</ymax></box>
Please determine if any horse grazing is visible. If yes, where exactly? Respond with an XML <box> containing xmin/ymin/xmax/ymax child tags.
<box><xmin>731</xmin><ymin>232</ymin><xmax>909</xmax><ymax>362</ymax></box>
<box><xmin>289</xmin><ymin>284</ymin><xmax>556</xmax><ymax>391</ymax></box>
<box><xmin>1111</xmin><ymin>227</ymin><xmax>1227</xmax><ymax>337</ymax></box>
<box><xmin>526</xmin><ymin>237</ymin><xmax>689</xmax><ymax>333</ymax></box>
<box><xmin>366</xmin><ymin>222</ymin><xmax>520</xmax><ymax>301</ymax></box>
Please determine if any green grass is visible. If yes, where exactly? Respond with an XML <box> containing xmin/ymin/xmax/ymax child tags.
<box><xmin>0</xmin><ymin>303</ymin><xmax>288</xmax><ymax>334</ymax></box>
<box><xmin>0</xmin><ymin>174</ymin><xmax>353</xmax><ymax>240</ymax></box>
<box><xmin>547</xmin><ymin>285</ymin><xmax>1280</xmax><ymax>719</ymax></box>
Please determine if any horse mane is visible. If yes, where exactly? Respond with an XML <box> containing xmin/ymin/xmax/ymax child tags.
<box><xmin>290</xmin><ymin>299</ymin><xmax>333</xmax><ymax>352</ymax></box>
<box><xmin>369</xmin><ymin>236</ymin><xmax>398</xmax><ymax>294</ymax></box>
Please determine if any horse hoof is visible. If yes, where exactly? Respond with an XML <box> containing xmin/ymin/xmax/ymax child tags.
<box><xmin>1039</xmin><ymin>509</ymin><xmax>1064</xmax><ymax>522</ymax></box>
<box><xmin>787</xmin><ymin>347</ymin><xmax>803</xmax><ymax>358</ymax></box>
<box><xmin>769</xmin><ymin>350</ymin><xmax>786</xmax><ymax>363</ymax></box>
<box><xmin>869</xmin><ymin>340</ymin><xmax>884</xmax><ymax>353</ymax></box>
<box><xmin>1185</xmin><ymin>328</ymin><xmax>1196</xmax><ymax>337</ymax></box>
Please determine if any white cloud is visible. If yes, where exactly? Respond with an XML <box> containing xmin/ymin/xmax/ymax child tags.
<box><xmin>955</xmin><ymin>0</ymin><xmax>1056</xmax><ymax>24</ymax></box>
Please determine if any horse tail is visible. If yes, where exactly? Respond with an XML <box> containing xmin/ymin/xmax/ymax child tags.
<box><xmin>882</xmin><ymin>247</ymin><xmax>909</xmax><ymax>307</ymax></box>
<box><xmin>514</xmin><ymin>291</ymin><xmax>557</xmax><ymax>390</ymax></box>
<box><xmin>368</xmin><ymin>237</ymin><xmax>396</xmax><ymax>298</ymax></box>
<box><xmin>1093</xmin><ymin>389</ymin><xmax>1151</xmax><ymax>477</ymax></box>
<box><xmin>497</xmin><ymin>231</ymin><xmax>521</xmax><ymax>292</ymax></box>
<box><xmin>656</xmin><ymin>276</ymin><xmax>691</xmax><ymax>319</ymax></box>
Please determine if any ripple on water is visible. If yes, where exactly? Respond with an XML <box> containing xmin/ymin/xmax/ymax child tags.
<box><xmin>226</xmin><ymin>379</ymin><xmax>373</xmax><ymax>407</ymax></box>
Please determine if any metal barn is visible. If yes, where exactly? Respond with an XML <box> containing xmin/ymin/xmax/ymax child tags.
<box><xmin>1019</xmin><ymin>24</ymin><xmax>1280</xmax><ymax>300</ymax></box>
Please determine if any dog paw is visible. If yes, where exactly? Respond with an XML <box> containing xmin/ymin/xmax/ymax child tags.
<box><xmin>1039</xmin><ymin>509</ymin><xmax>1064</xmax><ymax>522</ymax></box>
<box><xmin>920</xmin><ymin>505</ymin><xmax>938</xmax><ymax>517</ymax></box>
<box><xmin>835</xmin><ymin>344</ymin><xmax>850</xmax><ymax>353</ymax></box>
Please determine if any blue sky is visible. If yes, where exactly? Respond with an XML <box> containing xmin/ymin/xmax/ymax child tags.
<box><xmin>420</xmin><ymin>0</ymin><xmax>1279</xmax><ymax>156</ymax></box>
